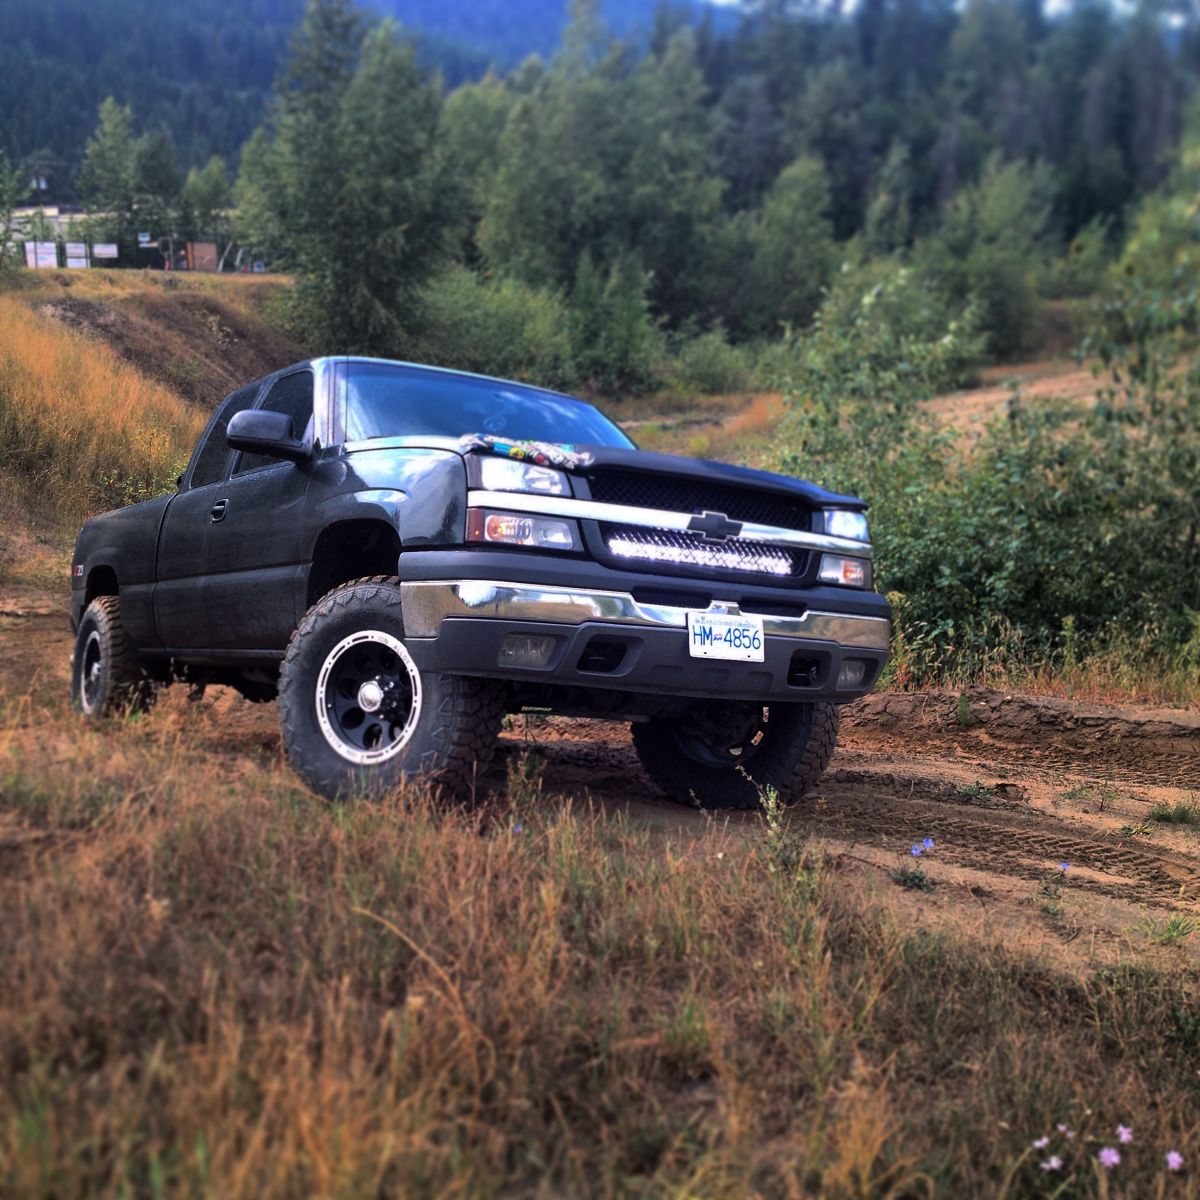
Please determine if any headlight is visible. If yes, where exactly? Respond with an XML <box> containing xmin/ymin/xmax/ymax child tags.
<box><xmin>477</xmin><ymin>456</ymin><xmax>569</xmax><ymax>496</ymax></box>
<box><xmin>822</xmin><ymin>508</ymin><xmax>870</xmax><ymax>542</ymax></box>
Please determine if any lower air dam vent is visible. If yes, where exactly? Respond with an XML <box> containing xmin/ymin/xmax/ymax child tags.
<box><xmin>604</xmin><ymin>526</ymin><xmax>794</xmax><ymax>576</ymax></box>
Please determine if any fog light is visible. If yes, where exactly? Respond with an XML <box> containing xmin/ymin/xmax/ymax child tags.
<box><xmin>818</xmin><ymin>554</ymin><xmax>871</xmax><ymax>588</ymax></box>
<box><xmin>836</xmin><ymin>659</ymin><xmax>868</xmax><ymax>689</ymax></box>
<box><xmin>498</xmin><ymin>634</ymin><xmax>558</xmax><ymax>668</ymax></box>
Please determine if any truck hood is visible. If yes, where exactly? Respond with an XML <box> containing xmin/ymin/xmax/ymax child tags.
<box><xmin>342</xmin><ymin>435</ymin><xmax>866</xmax><ymax>511</ymax></box>
<box><xmin>575</xmin><ymin>444</ymin><xmax>866</xmax><ymax>511</ymax></box>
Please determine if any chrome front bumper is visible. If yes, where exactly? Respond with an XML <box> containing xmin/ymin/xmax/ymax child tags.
<box><xmin>400</xmin><ymin>579</ymin><xmax>891</xmax><ymax>650</ymax></box>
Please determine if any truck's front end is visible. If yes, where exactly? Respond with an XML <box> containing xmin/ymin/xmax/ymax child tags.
<box><xmin>330</xmin><ymin>357</ymin><xmax>890</xmax><ymax>807</ymax></box>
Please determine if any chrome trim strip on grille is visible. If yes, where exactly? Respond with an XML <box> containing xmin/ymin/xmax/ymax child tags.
<box><xmin>400</xmin><ymin>580</ymin><xmax>891</xmax><ymax>650</ymax></box>
<box><xmin>467</xmin><ymin>490</ymin><xmax>873</xmax><ymax>557</ymax></box>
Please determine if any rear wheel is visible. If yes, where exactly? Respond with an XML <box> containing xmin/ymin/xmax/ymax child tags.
<box><xmin>631</xmin><ymin>700</ymin><xmax>838</xmax><ymax>810</ymax></box>
<box><xmin>70</xmin><ymin>596</ymin><xmax>156</xmax><ymax>718</ymax></box>
<box><xmin>278</xmin><ymin>576</ymin><xmax>503</xmax><ymax>801</ymax></box>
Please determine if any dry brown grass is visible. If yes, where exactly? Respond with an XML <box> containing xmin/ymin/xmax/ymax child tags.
<box><xmin>0</xmin><ymin>293</ymin><xmax>205</xmax><ymax>527</ymax></box>
<box><xmin>2</xmin><ymin>690</ymin><xmax>1200</xmax><ymax>1198</ymax></box>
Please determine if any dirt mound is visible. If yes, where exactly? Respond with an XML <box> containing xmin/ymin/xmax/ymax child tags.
<box><xmin>35</xmin><ymin>278</ymin><xmax>306</xmax><ymax>412</ymax></box>
<box><xmin>844</xmin><ymin>687</ymin><xmax>1200</xmax><ymax>785</ymax></box>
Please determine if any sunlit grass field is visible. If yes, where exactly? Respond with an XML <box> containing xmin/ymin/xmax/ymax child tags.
<box><xmin>2</xmin><ymin>698</ymin><xmax>1199</xmax><ymax>1198</ymax></box>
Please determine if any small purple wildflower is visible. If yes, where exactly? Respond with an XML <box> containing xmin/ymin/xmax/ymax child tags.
<box><xmin>1057</xmin><ymin>1124</ymin><xmax>1075</xmax><ymax>1140</ymax></box>
<box><xmin>1116</xmin><ymin>1124</ymin><xmax>1133</xmax><ymax>1145</ymax></box>
<box><xmin>512</xmin><ymin>823</ymin><xmax>525</xmax><ymax>835</ymax></box>
<box><xmin>1060</xmin><ymin>862</ymin><xmax>1070</xmax><ymax>872</ymax></box>
<box><xmin>1032</xmin><ymin>1136</ymin><xmax>1050</xmax><ymax>1150</ymax></box>
<box><xmin>1039</xmin><ymin>1156</ymin><xmax>1062</xmax><ymax>1172</ymax></box>
<box><xmin>1167</xmin><ymin>1150</ymin><xmax>1184</xmax><ymax>1172</ymax></box>
<box><xmin>1097</xmin><ymin>1147</ymin><xmax>1121</xmax><ymax>1170</ymax></box>
<box><xmin>911</xmin><ymin>844</ymin><xmax>923</xmax><ymax>857</ymax></box>
<box><xmin>923</xmin><ymin>837</ymin><xmax>935</xmax><ymax>850</ymax></box>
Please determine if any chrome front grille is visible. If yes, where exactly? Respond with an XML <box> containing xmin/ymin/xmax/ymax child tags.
<box><xmin>586</xmin><ymin>470</ymin><xmax>812</xmax><ymax>530</ymax></box>
<box><xmin>601</xmin><ymin>525</ymin><xmax>802</xmax><ymax>577</ymax></box>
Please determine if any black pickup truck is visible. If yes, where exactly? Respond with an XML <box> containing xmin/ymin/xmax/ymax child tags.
<box><xmin>70</xmin><ymin>357</ymin><xmax>890</xmax><ymax>807</ymax></box>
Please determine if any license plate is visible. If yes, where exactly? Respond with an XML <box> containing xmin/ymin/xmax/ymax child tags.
<box><xmin>686</xmin><ymin>611</ymin><xmax>765</xmax><ymax>662</ymax></box>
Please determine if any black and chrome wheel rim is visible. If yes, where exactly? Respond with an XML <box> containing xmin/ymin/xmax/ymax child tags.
<box><xmin>314</xmin><ymin>630</ymin><xmax>422</xmax><ymax>765</ymax></box>
<box><xmin>79</xmin><ymin>629</ymin><xmax>104</xmax><ymax>715</ymax></box>
<box><xmin>673</xmin><ymin>701</ymin><xmax>770</xmax><ymax>769</ymax></box>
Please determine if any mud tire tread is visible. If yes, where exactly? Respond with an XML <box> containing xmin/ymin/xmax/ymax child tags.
<box><xmin>278</xmin><ymin>576</ymin><xmax>503</xmax><ymax>801</ymax></box>
<box><xmin>71</xmin><ymin>595</ymin><xmax>156</xmax><ymax>717</ymax></box>
<box><xmin>632</xmin><ymin>701</ymin><xmax>840</xmax><ymax>810</ymax></box>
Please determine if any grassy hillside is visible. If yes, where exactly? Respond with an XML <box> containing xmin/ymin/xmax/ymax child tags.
<box><xmin>0</xmin><ymin>269</ymin><xmax>306</xmax><ymax>587</ymax></box>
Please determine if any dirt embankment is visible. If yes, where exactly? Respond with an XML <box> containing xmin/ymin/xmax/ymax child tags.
<box><xmin>32</xmin><ymin>273</ymin><xmax>307</xmax><ymax>410</ymax></box>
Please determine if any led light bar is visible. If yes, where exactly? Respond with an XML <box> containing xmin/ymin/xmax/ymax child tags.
<box><xmin>606</xmin><ymin>532</ymin><xmax>792</xmax><ymax>576</ymax></box>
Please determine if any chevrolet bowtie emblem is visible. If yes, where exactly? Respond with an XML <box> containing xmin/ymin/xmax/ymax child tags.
<box><xmin>687</xmin><ymin>510</ymin><xmax>743</xmax><ymax>541</ymax></box>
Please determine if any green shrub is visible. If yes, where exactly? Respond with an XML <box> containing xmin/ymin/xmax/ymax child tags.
<box><xmin>411</xmin><ymin>265</ymin><xmax>576</xmax><ymax>389</ymax></box>
<box><xmin>662</xmin><ymin>326</ymin><xmax>754</xmax><ymax>395</ymax></box>
<box><xmin>570</xmin><ymin>253</ymin><xmax>661</xmax><ymax>396</ymax></box>
<box><xmin>772</xmin><ymin>250</ymin><xmax>1200</xmax><ymax>684</ymax></box>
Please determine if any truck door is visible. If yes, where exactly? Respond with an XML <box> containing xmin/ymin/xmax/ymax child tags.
<box><xmin>155</xmin><ymin>383</ymin><xmax>262</xmax><ymax>648</ymax></box>
<box><xmin>198</xmin><ymin>370</ymin><xmax>315</xmax><ymax>651</ymax></box>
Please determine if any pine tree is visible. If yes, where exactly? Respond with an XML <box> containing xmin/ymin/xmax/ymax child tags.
<box><xmin>78</xmin><ymin>98</ymin><xmax>137</xmax><ymax>250</ymax></box>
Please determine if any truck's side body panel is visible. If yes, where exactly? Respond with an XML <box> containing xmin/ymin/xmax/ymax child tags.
<box><xmin>305</xmin><ymin>447</ymin><xmax>467</xmax><ymax>552</ymax></box>
<box><xmin>70</xmin><ymin>494</ymin><xmax>173</xmax><ymax>643</ymax></box>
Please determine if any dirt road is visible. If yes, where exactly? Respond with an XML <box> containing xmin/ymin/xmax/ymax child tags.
<box><xmin>5</xmin><ymin>586</ymin><xmax>1199</xmax><ymax>973</ymax></box>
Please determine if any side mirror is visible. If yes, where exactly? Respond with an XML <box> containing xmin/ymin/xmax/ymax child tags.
<box><xmin>227</xmin><ymin>409</ymin><xmax>310</xmax><ymax>463</ymax></box>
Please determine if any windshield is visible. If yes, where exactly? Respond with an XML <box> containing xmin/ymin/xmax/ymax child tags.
<box><xmin>342</xmin><ymin>362</ymin><xmax>635</xmax><ymax>449</ymax></box>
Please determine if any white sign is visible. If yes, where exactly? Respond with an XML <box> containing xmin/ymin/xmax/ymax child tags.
<box><xmin>28</xmin><ymin>241</ymin><xmax>57</xmax><ymax>268</ymax></box>
<box><xmin>137</xmin><ymin>232</ymin><xmax>152</xmax><ymax>246</ymax></box>
<box><xmin>92</xmin><ymin>242</ymin><xmax>118</xmax><ymax>258</ymax></box>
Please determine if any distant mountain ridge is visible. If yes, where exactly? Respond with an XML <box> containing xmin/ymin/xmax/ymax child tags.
<box><xmin>0</xmin><ymin>0</ymin><xmax>735</xmax><ymax>195</ymax></box>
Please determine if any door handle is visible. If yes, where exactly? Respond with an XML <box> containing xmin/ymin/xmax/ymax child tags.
<box><xmin>210</xmin><ymin>498</ymin><xmax>228</xmax><ymax>522</ymax></box>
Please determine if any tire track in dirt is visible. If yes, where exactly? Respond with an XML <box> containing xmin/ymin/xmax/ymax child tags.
<box><xmin>520</xmin><ymin>717</ymin><xmax>1200</xmax><ymax>912</ymax></box>
<box><xmin>5</xmin><ymin>602</ymin><xmax>1200</xmax><ymax>921</ymax></box>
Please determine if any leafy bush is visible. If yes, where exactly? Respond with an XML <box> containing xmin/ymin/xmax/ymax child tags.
<box><xmin>917</xmin><ymin>156</ymin><xmax>1056</xmax><ymax>360</ymax></box>
<box><xmin>773</xmin><ymin>249</ymin><xmax>1200</xmax><ymax>685</ymax></box>
<box><xmin>570</xmin><ymin>253</ymin><xmax>662</xmax><ymax>395</ymax></box>
<box><xmin>1041</xmin><ymin>217</ymin><xmax>1113</xmax><ymax>299</ymax></box>
<box><xmin>661</xmin><ymin>325</ymin><xmax>754</xmax><ymax>395</ymax></box>
<box><xmin>411</xmin><ymin>265</ymin><xmax>577</xmax><ymax>390</ymax></box>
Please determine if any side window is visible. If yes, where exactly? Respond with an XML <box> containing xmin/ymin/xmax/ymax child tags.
<box><xmin>234</xmin><ymin>371</ymin><xmax>314</xmax><ymax>476</ymax></box>
<box><xmin>189</xmin><ymin>384</ymin><xmax>261</xmax><ymax>488</ymax></box>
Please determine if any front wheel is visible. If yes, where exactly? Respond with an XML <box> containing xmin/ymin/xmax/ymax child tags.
<box><xmin>631</xmin><ymin>700</ymin><xmax>839</xmax><ymax>810</ymax></box>
<box><xmin>70</xmin><ymin>596</ymin><xmax>156</xmax><ymax>718</ymax></box>
<box><xmin>277</xmin><ymin>576</ymin><xmax>503</xmax><ymax>801</ymax></box>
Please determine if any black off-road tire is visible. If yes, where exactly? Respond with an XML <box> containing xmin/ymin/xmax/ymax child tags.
<box><xmin>70</xmin><ymin>595</ymin><xmax>157</xmax><ymax>718</ymax></box>
<box><xmin>631</xmin><ymin>700</ymin><xmax>839</xmax><ymax>810</ymax></box>
<box><xmin>278</xmin><ymin>576</ymin><xmax>503</xmax><ymax>801</ymax></box>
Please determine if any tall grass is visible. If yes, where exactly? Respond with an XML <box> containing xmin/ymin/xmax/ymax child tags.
<box><xmin>0</xmin><ymin>295</ymin><xmax>203</xmax><ymax>523</ymax></box>
<box><xmin>2</xmin><ymin>709</ymin><xmax>1199</xmax><ymax>1197</ymax></box>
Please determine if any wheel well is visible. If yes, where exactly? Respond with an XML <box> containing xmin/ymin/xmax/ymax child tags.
<box><xmin>85</xmin><ymin>565</ymin><xmax>118</xmax><ymax>605</ymax></box>
<box><xmin>307</xmin><ymin>520</ymin><xmax>402</xmax><ymax>608</ymax></box>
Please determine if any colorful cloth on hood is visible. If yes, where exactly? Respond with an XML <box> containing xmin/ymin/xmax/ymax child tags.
<box><xmin>459</xmin><ymin>434</ymin><xmax>594</xmax><ymax>470</ymax></box>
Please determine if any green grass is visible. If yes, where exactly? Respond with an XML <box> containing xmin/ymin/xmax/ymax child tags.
<box><xmin>1150</xmin><ymin>801</ymin><xmax>1200</xmax><ymax>826</ymax></box>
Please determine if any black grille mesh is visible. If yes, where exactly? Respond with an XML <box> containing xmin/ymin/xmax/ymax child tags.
<box><xmin>601</xmin><ymin>525</ymin><xmax>803</xmax><ymax>577</ymax></box>
<box><xmin>586</xmin><ymin>470</ymin><xmax>810</xmax><ymax>530</ymax></box>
